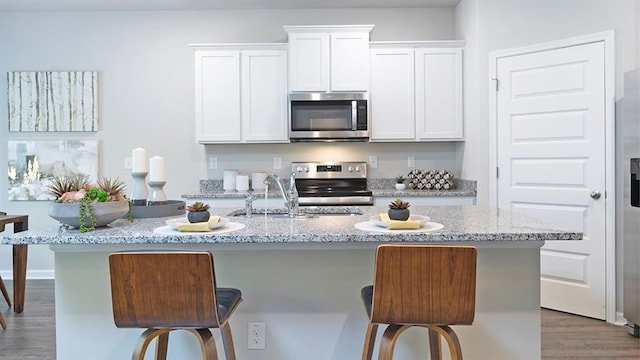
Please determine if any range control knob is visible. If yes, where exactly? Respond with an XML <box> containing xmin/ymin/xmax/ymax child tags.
<box><xmin>348</xmin><ymin>166</ymin><xmax>354</xmax><ymax>172</ymax></box>
<box><xmin>304</xmin><ymin>167</ymin><xmax>309</xmax><ymax>173</ymax></box>
<box><xmin>355</xmin><ymin>166</ymin><xmax>361</xmax><ymax>172</ymax></box>
<box><xmin>296</xmin><ymin>166</ymin><xmax>304</xmax><ymax>173</ymax></box>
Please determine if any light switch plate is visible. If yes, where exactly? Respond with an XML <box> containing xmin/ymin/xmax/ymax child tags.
<box><xmin>124</xmin><ymin>157</ymin><xmax>132</xmax><ymax>170</ymax></box>
<box><xmin>273</xmin><ymin>157</ymin><xmax>282</xmax><ymax>170</ymax></box>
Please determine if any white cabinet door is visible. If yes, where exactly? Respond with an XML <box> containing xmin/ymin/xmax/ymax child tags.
<box><xmin>241</xmin><ymin>50</ymin><xmax>288</xmax><ymax>142</ymax></box>
<box><xmin>370</xmin><ymin>48</ymin><xmax>415</xmax><ymax>141</ymax></box>
<box><xmin>195</xmin><ymin>50</ymin><xmax>241</xmax><ymax>143</ymax></box>
<box><xmin>286</xmin><ymin>26</ymin><xmax>372</xmax><ymax>93</ymax></box>
<box><xmin>193</xmin><ymin>45</ymin><xmax>288</xmax><ymax>144</ymax></box>
<box><xmin>415</xmin><ymin>48</ymin><xmax>463</xmax><ymax>140</ymax></box>
<box><xmin>287</xmin><ymin>32</ymin><xmax>330</xmax><ymax>92</ymax></box>
<box><xmin>330</xmin><ymin>32</ymin><xmax>370</xmax><ymax>91</ymax></box>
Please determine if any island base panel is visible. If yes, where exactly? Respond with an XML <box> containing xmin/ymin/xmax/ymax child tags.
<box><xmin>54</xmin><ymin>246</ymin><xmax>541</xmax><ymax>360</ymax></box>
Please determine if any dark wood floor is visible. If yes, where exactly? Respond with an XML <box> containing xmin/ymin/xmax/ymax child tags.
<box><xmin>0</xmin><ymin>280</ymin><xmax>638</xmax><ymax>359</ymax></box>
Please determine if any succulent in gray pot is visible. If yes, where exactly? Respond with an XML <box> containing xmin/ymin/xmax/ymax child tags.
<box><xmin>187</xmin><ymin>201</ymin><xmax>211</xmax><ymax>223</ymax></box>
<box><xmin>388</xmin><ymin>198</ymin><xmax>411</xmax><ymax>221</ymax></box>
<box><xmin>47</xmin><ymin>175</ymin><xmax>131</xmax><ymax>233</ymax></box>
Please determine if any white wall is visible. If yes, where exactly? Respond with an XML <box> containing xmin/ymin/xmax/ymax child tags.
<box><xmin>455</xmin><ymin>0</ymin><xmax>639</xmax><ymax>319</ymax></box>
<box><xmin>0</xmin><ymin>8</ymin><xmax>457</xmax><ymax>278</ymax></box>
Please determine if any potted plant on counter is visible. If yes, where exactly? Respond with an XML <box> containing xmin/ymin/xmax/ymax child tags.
<box><xmin>388</xmin><ymin>198</ymin><xmax>411</xmax><ymax>221</ymax></box>
<box><xmin>395</xmin><ymin>175</ymin><xmax>407</xmax><ymax>190</ymax></box>
<box><xmin>187</xmin><ymin>201</ymin><xmax>211</xmax><ymax>223</ymax></box>
<box><xmin>47</xmin><ymin>175</ymin><xmax>131</xmax><ymax>232</ymax></box>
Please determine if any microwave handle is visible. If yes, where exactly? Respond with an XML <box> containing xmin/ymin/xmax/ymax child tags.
<box><xmin>351</xmin><ymin>101</ymin><xmax>357</xmax><ymax>130</ymax></box>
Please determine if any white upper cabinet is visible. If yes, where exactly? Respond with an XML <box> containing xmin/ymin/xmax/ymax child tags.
<box><xmin>415</xmin><ymin>48</ymin><xmax>463</xmax><ymax>140</ymax></box>
<box><xmin>369</xmin><ymin>42</ymin><xmax>464</xmax><ymax>142</ymax></box>
<box><xmin>370</xmin><ymin>48</ymin><xmax>416</xmax><ymax>140</ymax></box>
<box><xmin>192</xmin><ymin>44</ymin><xmax>288</xmax><ymax>144</ymax></box>
<box><xmin>285</xmin><ymin>25</ymin><xmax>374</xmax><ymax>92</ymax></box>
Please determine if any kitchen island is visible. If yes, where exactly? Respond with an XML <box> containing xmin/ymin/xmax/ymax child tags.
<box><xmin>1</xmin><ymin>205</ymin><xmax>580</xmax><ymax>360</ymax></box>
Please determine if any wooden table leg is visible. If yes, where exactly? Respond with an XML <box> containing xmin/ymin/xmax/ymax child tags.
<box><xmin>12</xmin><ymin>244</ymin><xmax>28</xmax><ymax>313</ymax></box>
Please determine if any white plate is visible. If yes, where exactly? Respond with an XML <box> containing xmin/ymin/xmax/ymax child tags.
<box><xmin>165</xmin><ymin>217</ymin><xmax>229</xmax><ymax>230</ymax></box>
<box><xmin>369</xmin><ymin>214</ymin><xmax>430</xmax><ymax>228</ymax></box>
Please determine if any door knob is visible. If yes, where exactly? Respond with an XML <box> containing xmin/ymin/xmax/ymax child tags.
<box><xmin>590</xmin><ymin>190</ymin><xmax>601</xmax><ymax>199</ymax></box>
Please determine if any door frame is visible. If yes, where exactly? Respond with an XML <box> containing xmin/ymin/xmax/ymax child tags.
<box><xmin>488</xmin><ymin>31</ymin><xmax>616</xmax><ymax>323</ymax></box>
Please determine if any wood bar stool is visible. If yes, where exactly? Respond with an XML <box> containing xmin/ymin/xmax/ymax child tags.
<box><xmin>109</xmin><ymin>251</ymin><xmax>242</xmax><ymax>360</ymax></box>
<box><xmin>0</xmin><ymin>212</ymin><xmax>29</xmax><ymax>330</ymax></box>
<box><xmin>360</xmin><ymin>244</ymin><xmax>477</xmax><ymax>360</ymax></box>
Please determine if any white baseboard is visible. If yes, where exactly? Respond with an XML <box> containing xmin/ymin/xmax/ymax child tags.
<box><xmin>0</xmin><ymin>270</ymin><xmax>55</xmax><ymax>280</ymax></box>
<box><xmin>615</xmin><ymin>311</ymin><xmax>628</xmax><ymax>326</ymax></box>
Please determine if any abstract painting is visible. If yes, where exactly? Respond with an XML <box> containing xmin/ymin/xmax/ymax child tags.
<box><xmin>7</xmin><ymin>140</ymin><xmax>99</xmax><ymax>200</ymax></box>
<box><xmin>7</xmin><ymin>71</ymin><xmax>99</xmax><ymax>132</ymax></box>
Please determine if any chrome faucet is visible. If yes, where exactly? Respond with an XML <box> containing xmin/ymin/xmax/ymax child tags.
<box><xmin>264</xmin><ymin>173</ymin><xmax>299</xmax><ymax>217</ymax></box>
<box><xmin>244</xmin><ymin>194</ymin><xmax>256</xmax><ymax>218</ymax></box>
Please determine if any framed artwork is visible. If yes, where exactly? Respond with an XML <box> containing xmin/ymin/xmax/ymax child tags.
<box><xmin>7</xmin><ymin>140</ymin><xmax>99</xmax><ymax>200</ymax></box>
<box><xmin>7</xmin><ymin>71</ymin><xmax>99</xmax><ymax>132</ymax></box>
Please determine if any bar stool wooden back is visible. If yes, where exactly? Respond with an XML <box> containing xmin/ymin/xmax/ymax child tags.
<box><xmin>360</xmin><ymin>244</ymin><xmax>477</xmax><ymax>360</ymax></box>
<box><xmin>109</xmin><ymin>251</ymin><xmax>242</xmax><ymax>360</ymax></box>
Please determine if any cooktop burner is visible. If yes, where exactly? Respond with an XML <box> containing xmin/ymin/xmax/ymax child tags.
<box><xmin>292</xmin><ymin>161</ymin><xmax>373</xmax><ymax>206</ymax></box>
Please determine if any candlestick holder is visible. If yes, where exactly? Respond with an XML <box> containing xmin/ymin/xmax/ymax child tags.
<box><xmin>130</xmin><ymin>171</ymin><xmax>148</xmax><ymax>206</ymax></box>
<box><xmin>147</xmin><ymin>180</ymin><xmax>168</xmax><ymax>205</ymax></box>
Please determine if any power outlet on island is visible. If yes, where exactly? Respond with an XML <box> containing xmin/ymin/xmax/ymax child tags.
<box><xmin>248</xmin><ymin>322</ymin><xmax>266</xmax><ymax>350</ymax></box>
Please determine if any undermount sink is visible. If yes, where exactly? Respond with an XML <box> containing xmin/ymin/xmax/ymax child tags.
<box><xmin>227</xmin><ymin>207</ymin><xmax>364</xmax><ymax>218</ymax></box>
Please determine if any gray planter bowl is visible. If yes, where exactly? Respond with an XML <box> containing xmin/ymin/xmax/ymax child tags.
<box><xmin>49</xmin><ymin>200</ymin><xmax>129</xmax><ymax>228</ymax></box>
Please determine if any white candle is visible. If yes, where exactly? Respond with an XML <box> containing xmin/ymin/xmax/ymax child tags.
<box><xmin>148</xmin><ymin>156</ymin><xmax>165</xmax><ymax>182</ymax></box>
<box><xmin>131</xmin><ymin>148</ymin><xmax>148</xmax><ymax>173</ymax></box>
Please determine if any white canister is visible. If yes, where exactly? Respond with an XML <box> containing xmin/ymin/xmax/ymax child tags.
<box><xmin>251</xmin><ymin>172</ymin><xmax>268</xmax><ymax>190</ymax></box>
<box><xmin>223</xmin><ymin>170</ymin><xmax>238</xmax><ymax>192</ymax></box>
<box><xmin>236</xmin><ymin>174</ymin><xmax>250</xmax><ymax>192</ymax></box>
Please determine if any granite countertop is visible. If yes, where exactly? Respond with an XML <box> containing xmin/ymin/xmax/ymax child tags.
<box><xmin>182</xmin><ymin>179</ymin><xmax>477</xmax><ymax>199</ymax></box>
<box><xmin>0</xmin><ymin>205</ymin><xmax>581</xmax><ymax>245</ymax></box>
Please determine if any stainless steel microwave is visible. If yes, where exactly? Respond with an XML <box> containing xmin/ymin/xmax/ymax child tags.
<box><xmin>289</xmin><ymin>93</ymin><xmax>369</xmax><ymax>142</ymax></box>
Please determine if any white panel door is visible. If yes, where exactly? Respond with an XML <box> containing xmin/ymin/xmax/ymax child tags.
<box><xmin>415</xmin><ymin>48</ymin><xmax>464</xmax><ymax>140</ymax></box>
<box><xmin>288</xmin><ymin>33</ymin><xmax>329</xmax><ymax>92</ymax></box>
<box><xmin>195</xmin><ymin>51</ymin><xmax>241</xmax><ymax>143</ymax></box>
<box><xmin>241</xmin><ymin>50</ymin><xmax>288</xmax><ymax>142</ymax></box>
<box><xmin>496</xmin><ymin>42</ymin><xmax>606</xmax><ymax>319</ymax></box>
<box><xmin>369</xmin><ymin>48</ymin><xmax>415</xmax><ymax>141</ymax></box>
<box><xmin>330</xmin><ymin>32</ymin><xmax>370</xmax><ymax>91</ymax></box>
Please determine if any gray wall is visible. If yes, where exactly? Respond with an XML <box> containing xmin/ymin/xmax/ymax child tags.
<box><xmin>0</xmin><ymin>8</ymin><xmax>457</xmax><ymax>277</ymax></box>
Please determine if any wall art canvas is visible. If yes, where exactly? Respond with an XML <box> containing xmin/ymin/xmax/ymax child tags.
<box><xmin>7</xmin><ymin>71</ymin><xmax>99</xmax><ymax>132</ymax></box>
<box><xmin>7</xmin><ymin>140</ymin><xmax>99</xmax><ymax>200</ymax></box>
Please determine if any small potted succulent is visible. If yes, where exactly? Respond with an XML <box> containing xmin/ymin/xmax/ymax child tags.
<box><xmin>388</xmin><ymin>198</ymin><xmax>411</xmax><ymax>221</ymax></box>
<box><xmin>187</xmin><ymin>201</ymin><xmax>211</xmax><ymax>223</ymax></box>
<box><xmin>395</xmin><ymin>175</ymin><xmax>407</xmax><ymax>190</ymax></box>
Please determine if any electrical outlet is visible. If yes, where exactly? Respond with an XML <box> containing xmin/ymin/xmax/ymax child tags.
<box><xmin>408</xmin><ymin>156</ymin><xmax>416</xmax><ymax>168</ymax></box>
<box><xmin>124</xmin><ymin>157</ymin><xmax>132</xmax><ymax>170</ymax></box>
<box><xmin>209</xmin><ymin>157</ymin><xmax>218</xmax><ymax>169</ymax></box>
<box><xmin>369</xmin><ymin>155</ymin><xmax>378</xmax><ymax>169</ymax></box>
<box><xmin>273</xmin><ymin>157</ymin><xmax>282</xmax><ymax>170</ymax></box>
<box><xmin>248</xmin><ymin>322</ymin><xmax>266</xmax><ymax>350</ymax></box>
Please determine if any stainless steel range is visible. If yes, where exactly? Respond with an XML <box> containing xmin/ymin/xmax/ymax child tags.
<box><xmin>292</xmin><ymin>161</ymin><xmax>373</xmax><ymax>206</ymax></box>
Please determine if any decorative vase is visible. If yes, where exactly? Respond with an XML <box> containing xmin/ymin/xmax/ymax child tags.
<box><xmin>187</xmin><ymin>211</ymin><xmax>210</xmax><ymax>223</ymax></box>
<box><xmin>388</xmin><ymin>208</ymin><xmax>410</xmax><ymax>221</ymax></box>
<box><xmin>395</xmin><ymin>183</ymin><xmax>406</xmax><ymax>190</ymax></box>
<box><xmin>48</xmin><ymin>200</ymin><xmax>129</xmax><ymax>228</ymax></box>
